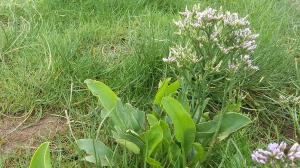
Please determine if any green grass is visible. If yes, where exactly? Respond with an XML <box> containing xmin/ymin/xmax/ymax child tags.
<box><xmin>0</xmin><ymin>0</ymin><xmax>299</xmax><ymax>167</ymax></box>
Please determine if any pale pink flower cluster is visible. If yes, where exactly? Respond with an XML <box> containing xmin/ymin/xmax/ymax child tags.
<box><xmin>164</xmin><ymin>5</ymin><xmax>259</xmax><ymax>71</ymax></box>
<box><xmin>241</xmin><ymin>55</ymin><xmax>259</xmax><ymax>70</ymax></box>
<box><xmin>163</xmin><ymin>44</ymin><xmax>199</xmax><ymax>67</ymax></box>
<box><xmin>252</xmin><ymin>142</ymin><xmax>300</xmax><ymax>166</ymax></box>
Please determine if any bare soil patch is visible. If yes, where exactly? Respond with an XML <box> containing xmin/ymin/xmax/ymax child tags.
<box><xmin>0</xmin><ymin>115</ymin><xmax>66</xmax><ymax>155</ymax></box>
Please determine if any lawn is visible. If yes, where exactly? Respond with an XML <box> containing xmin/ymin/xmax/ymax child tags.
<box><xmin>0</xmin><ymin>0</ymin><xmax>299</xmax><ymax>167</ymax></box>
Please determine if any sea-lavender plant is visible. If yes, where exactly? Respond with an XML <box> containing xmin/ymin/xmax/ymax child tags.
<box><xmin>163</xmin><ymin>5</ymin><xmax>259</xmax><ymax>72</ymax></box>
<box><xmin>163</xmin><ymin>5</ymin><xmax>260</xmax><ymax>122</ymax></box>
<box><xmin>252</xmin><ymin>141</ymin><xmax>300</xmax><ymax>167</ymax></box>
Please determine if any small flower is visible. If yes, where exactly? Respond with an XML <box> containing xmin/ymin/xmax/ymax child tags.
<box><xmin>179</xmin><ymin>6</ymin><xmax>192</xmax><ymax>18</ymax></box>
<box><xmin>228</xmin><ymin>63</ymin><xmax>238</xmax><ymax>71</ymax></box>
<box><xmin>288</xmin><ymin>143</ymin><xmax>300</xmax><ymax>162</ymax></box>
<box><xmin>165</xmin><ymin>45</ymin><xmax>199</xmax><ymax>67</ymax></box>
<box><xmin>267</xmin><ymin>142</ymin><xmax>286</xmax><ymax>160</ymax></box>
<box><xmin>162</xmin><ymin>57</ymin><xmax>176</xmax><ymax>63</ymax></box>
<box><xmin>252</xmin><ymin>149</ymin><xmax>271</xmax><ymax>164</ymax></box>
<box><xmin>168</xmin><ymin>5</ymin><xmax>260</xmax><ymax>72</ymax></box>
<box><xmin>241</xmin><ymin>55</ymin><xmax>259</xmax><ymax>71</ymax></box>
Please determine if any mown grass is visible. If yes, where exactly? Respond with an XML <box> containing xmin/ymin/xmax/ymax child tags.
<box><xmin>0</xmin><ymin>0</ymin><xmax>299</xmax><ymax>167</ymax></box>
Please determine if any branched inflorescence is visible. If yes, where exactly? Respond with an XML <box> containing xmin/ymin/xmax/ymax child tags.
<box><xmin>252</xmin><ymin>142</ymin><xmax>300</xmax><ymax>166</ymax></box>
<box><xmin>163</xmin><ymin>5</ymin><xmax>259</xmax><ymax>71</ymax></box>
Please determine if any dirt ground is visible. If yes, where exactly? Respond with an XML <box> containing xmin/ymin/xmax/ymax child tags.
<box><xmin>0</xmin><ymin>115</ymin><xmax>66</xmax><ymax>155</ymax></box>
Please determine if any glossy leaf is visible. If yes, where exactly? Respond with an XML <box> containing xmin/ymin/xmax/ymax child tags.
<box><xmin>154</xmin><ymin>79</ymin><xmax>180</xmax><ymax>105</ymax></box>
<box><xmin>29</xmin><ymin>142</ymin><xmax>52</xmax><ymax>168</ymax></box>
<box><xmin>154</xmin><ymin>78</ymin><xmax>171</xmax><ymax>105</ymax></box>
<box><xmin>161</xmin><ymin>96</ymin><xmax>196</xmax><ymax>154</ymax></box>
<box><xmin>85</xmin><ymin>79</ymin><xmax>118</xmax><ymax>111</ymax></box>
<box><xmin>144</xmin><ymin>124</ymin><xmax>163</xmax><ymax>157</ymax></box>
<box><xmin>147</xmin><ymin>114</ymin><xmax>159</xmax><ymax>127</ymax></box>
<box><xmin>160</xmin><ymin>121</ymin><xmax>172</xmax><ymax>142</ymax></box>
<box><xmin>165</xmin><ymin>80</ymin><xmax>180</xmax><ymax>96</ymax></box>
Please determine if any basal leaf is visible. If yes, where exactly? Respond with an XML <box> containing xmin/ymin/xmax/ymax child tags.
<box><xmin>77</xmin><ymin>139</ymin><xmax>113</xmax><ymax>166</ymax></box>
<box><xmin>154</xmin><ymin>78</ymin><xmax>171</xmax><ymax>105</ymax></box>
<box><xmin>154</xmin><ymin>79</ymin><xmax>180</xmax><ymax>106</ymax></box>
<box><xmin>217</xmin><ymin>112</ymin><xmax>251</xmax><ymax>141</ymax></box>
<box><xmin>165</xmin><ymin>80</ymin><xmax>180</xmax><ymax>96</ymax></box>
<box><xmin>114</xmin><ymin>100</ymin><xmax>145</xmax><ymax>132</ymax></box>
<box><xmin>196</xmin><ymin>112</ymin><xmax>251</xmax><ymax>141</ymax></box>
<box><xmin>196</xmin><ymin>121</ymin><xmax>216</xmax><ymax>133</ymax></box>
<box><xmin>147</xmin><ymin>114</ymin><xmax>159</xmax><ymax>127</ymax></box>
<box><xmin>144</xmin><ymin>124</ymin><xmax>163</xmax><ymax>157</ymax></box>
<box><xmin>116</xmin><ymin>139</ymin><xmax>141</xmax><ymax>154</ymax></box>
<box><xmin>113</xmin><ymin>130</ymin><xmax>144</xmax><ymax>154</ymax></box>
<box><xmin>190</xmin><ymin>143</ymin><xmax>205</xmax><ymax>165</ymax></box>
<box><xmin>29</xmin><ymin>142</ymin><xmax>52</xmax><ymax>168</ymax></box>
<box><xmin>161</xmin><ymin>97</ymin><xmax>196</xmax><ymax>154</ymax></box>
<box><xmin>159</xmin><ymin>121</ymin><xmax>172</xmax><ymax>142</ymax></box>
<box><xmin>146</xmin><ymin>157</ymin><xmax>163</xmax><ymax>168</ymax></box>
<box><xmin>85</xmin><ymin>79</ymin><xmax>118</xmax><ymax>111</ymax></box>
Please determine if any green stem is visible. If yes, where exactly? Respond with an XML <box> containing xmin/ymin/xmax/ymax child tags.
<box><xmin>206</xmin><ymin>73</ymin><xmax>236</xmax><ymax>160</ymax></box>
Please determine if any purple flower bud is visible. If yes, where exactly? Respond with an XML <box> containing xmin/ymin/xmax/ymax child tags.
<box><xmin>252</xmin><ymin>149</ymin><xmax>270</xmax><ymax>164</ymax></box>
<box><xmin>288</xmin><ymin>143</ymin><xmax>300</xmax><ymax>162</ymax></box>
<box><xmin>266</xmin><ymin>142</ymin><xmax>286</xmax><ymax>160</ymax></box>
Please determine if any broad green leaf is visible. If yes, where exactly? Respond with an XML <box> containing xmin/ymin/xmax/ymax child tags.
<box><xmin>197</xmin><ymin>121</ymin><xmax>216</xmax><ymax>133</ymax></box>
<box><xmin>113</xmin><ymin>130</ymin><xmax>144</xmax><ymax>154</ymax></box>
<box><xmin>160</xmin><ymin>121</ymin><xmax>172</xmax><ymax>142</ymax></box>
<box><xmin>178</xmin><ymin>93</ymin><xmax>191</xmax><ymax>113</ymax></box>
<box><xmin>217</xmin><ymin>112</ymin><xmax>251</xmax><ymax>141</ymax></box>
<box><xmin>147</xmin><ymin>114</ymin><xmax>159</xmax><ymax>127</ymax></box>
<box><xmin>154</xmin><ymin>79</ymin><xmax>180</xmax><ymax>105</ymax></box>
<box><xmin>190</xmin><ymin>143</ymin><xmax>205</xmax><ymax>165</ymax></box>
<box><xmin>196</xmin><ymin>112</ymin><xmax>251</xmax><ymax>141</ymax></box>
<box><xmin>124</xmin><ymin>103</ymin><xmax>145</xmax><ymax>131</ymax></box>
<box><xmin>154</xmin><ymin>78</ymin><xmax>171</xmax><ymax>105</ymax></box>
<box><xmin>144</xmin><ymin>124</ymin><xmax>163</xmax><ymax>157</ymax></box>
<box><xmin>85</xmin><ymin>79</ymin><xmax>118</xmax><ymax>111</ymax></box>
<box><xmin>116</xmin><ymin>139</ymin><xmax>141</xmax><ymax>154</ymax></box>
<box><xmin>83</xmin><ymin>155</ymin><xmax>97</xmax><ymax>163</ymax></box>
<box><xmin>114</xmin><ymin>100</ymin><xmax>145</xmax><ymax>132</ymax></box>
<box><xmin>165</xmin><ymin>80</ymin><xmax>180</xmax><ymax>96</ymax></box>
<box><xmin>161</xmin><ymin>97</ymin><xmax>196</xmax><ymax>154</ymax></box>
<box><xmin>196</xmin><ymin>121</ymin><xmax>215</xmax><ymax>144</ymax></box>
<box><xmin>146</xmin><ymin>157</ymin><xmax>163</xmax><ymax>168</ymax></box>
<box><xmin>77</xmin><ymin>139</ymin><xmax>113</xmax><ymax>166</ymax></box>
<box><xmin>29</xmin><ymin>142</ymin><xmax>52</xmax><ymax>168</ymax></box>
<box><xmin>99</xmin><ymin>99</ymin><xmax>145</xmax><ymax>133</ymax></box>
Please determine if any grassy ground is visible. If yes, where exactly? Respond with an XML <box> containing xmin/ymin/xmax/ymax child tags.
<box><xmin>0</xmin><ymin>0</ymin><xmax>299</xmax><ymax>167</ymax></box>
